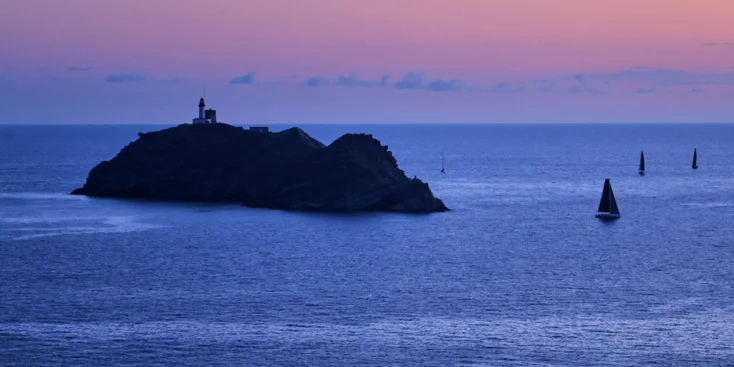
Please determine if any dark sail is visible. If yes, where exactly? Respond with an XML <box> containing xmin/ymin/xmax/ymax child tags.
<box><xmin>597</xmin><ymin>179</ymin><xmax>611</xmax><ymax>213</ymax></box>
<box><xmin>597</xmin><ymin>179</ymin><xmax>620</xmax><ymax>215</ymax></box>
<box><xmin>692</xmin><ymin>148</ymin><xmax>698</xmax><ymax>169</ymax></box>
<box><xmin>639</xmin><ymin>151</ymin><xmax>645</xmax><ymax>172</ymax></box>
<box><xmin>608</xmin><ymin>182</ymin><xmax>620</xmax><ymax>215</ymax></box>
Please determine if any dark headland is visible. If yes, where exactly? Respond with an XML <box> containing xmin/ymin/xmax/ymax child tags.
<box><xmin>71</xmin><ymin>123</ymin><xmax>448</xmax><ymax>213</ymax></box>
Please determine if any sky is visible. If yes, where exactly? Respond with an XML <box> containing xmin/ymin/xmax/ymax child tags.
<box><xmin>1</xmin><ymin>0</ymin><xmax>733</xmax><ymax>124</ymax></box>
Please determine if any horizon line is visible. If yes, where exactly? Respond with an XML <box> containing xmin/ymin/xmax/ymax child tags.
<box><xmin>2</xmin><ymin>121</ymin><xmax>734</xmax><ymax>126</ymax></box>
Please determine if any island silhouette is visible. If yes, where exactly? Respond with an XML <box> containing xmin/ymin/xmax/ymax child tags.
<box><xmin>72</xmin><ymin>123</ymin><xmax>448</xmax><ymax>213</ymax></box>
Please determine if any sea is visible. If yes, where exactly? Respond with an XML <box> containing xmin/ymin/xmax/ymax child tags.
<box><xmin>1</xmin><ymin>123</ymin><xmax>734</xmax><ymax>366</ymax></box>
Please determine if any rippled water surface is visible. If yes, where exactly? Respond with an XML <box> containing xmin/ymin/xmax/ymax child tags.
<box><xmin>2</xmin><ymin>124</ymin><xmax>734</xmax><ymax>366</ymax></box>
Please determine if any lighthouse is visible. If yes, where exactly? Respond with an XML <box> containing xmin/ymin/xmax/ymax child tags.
<box><xmin>192</xmin><ymin>97</ymin><xmax>214</xmax><ymax>124</ymax></box>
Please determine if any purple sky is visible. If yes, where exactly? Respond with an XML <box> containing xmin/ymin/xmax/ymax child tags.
<box><xmin>1</xmin><ymin>0</ymin><xmax>733</xmax><ymax>124</ymax></box>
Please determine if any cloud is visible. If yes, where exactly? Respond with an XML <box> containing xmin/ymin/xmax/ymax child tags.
<box><xmin>427</xmin><ymin>78</ymin><xmax>464</xmax><ymax>92</ymax></box>
<box><xmin>295</xmin><ymin>66</ymin><xmax>733</xmax><ymax>95</ymax></box>
<box><xmin>230</xmin><ymin>72</ymin><xmax>255</xmax><ymax>85</ymax></box>
<box><xmin>305</xmin><ymin>76</ymin><xmax>329</xmax><ymax>87</ymax></box>
<box><xmin>566</xmin><ymin>74</ymin><xmax>614</xmax><ymax>94</ymax></box>
<box><xmin>487</xmin><ymin>81</ymin><xmax>525</xmax><ymax>93</ymax></box>
<box><xmin>583</xmin><ymin>66</ymin><xmax>734</xmax><ymax>87</ymax></box>
<box><xmin>392</xmin><ymin>72</ymin><xmax>465</xmax><ymax>92</ymax></box>
<box><xmin>691</xmin><ymin>88</ymin><xmax>704</xmax><ymax>93</ymax></box>
<box><xmin>68</xmin><ymin>66</ymin><xmax>93</xmax><ymax>72</ymax></box>
<box><xmin>105</xmin><ymin>73</ymin><xmax>145</xmax><ymax>83</ymax></box>
<box><xmin>394</xmin><ymin>72</ymin><xmax>424</xmax><ymax>90</ymax></box>
<box><xmin>535</xmin><ymin>67</ymin><xmax>734</xmax><ymax>92</ymax></box>
<box><xmin>335</xmin><ymin>73</ymin><xmax>390</xmax><ymax>87</ymax></box>
<box><xmin>533</xmin><ymin>73</ymin><xmax>612</xmax><ymax>94</ymax></box>
<box><xmin>303</xmin><ymin>72</ymin><xmax>462</xmax><ymax>91</ymax></box>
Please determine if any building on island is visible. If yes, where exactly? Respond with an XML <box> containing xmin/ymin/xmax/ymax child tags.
<box><xmin>192</xmin><ymin>97</ymin><xmax>217</xmax><ymax>124</ymax></box>
<box><xmin>189</xmin><ymin>97</ymin><xmax>267</xmax><ymax>131</ymax></box>
<box><xmin>204</xmin><ymin>109</ymin><xmax>217</xmax><ymax>124</ymax></box>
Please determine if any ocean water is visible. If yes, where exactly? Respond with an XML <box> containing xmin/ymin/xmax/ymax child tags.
<box><xmin>2</xmin><ymin>123</ymin><xmax>734</xmax><ymax>366</ymax></box>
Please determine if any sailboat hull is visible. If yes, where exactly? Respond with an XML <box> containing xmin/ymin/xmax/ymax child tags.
<box><xmin>595</xmin><ymin>212</ymin><xmax>620</xmax><ymax>220</ymax></box>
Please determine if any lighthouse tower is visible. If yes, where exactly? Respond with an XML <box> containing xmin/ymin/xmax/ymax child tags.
<box><xmin>192</xmin><ymin>97</ymin><xmax>209</xmax><ymax>124</ymax></box>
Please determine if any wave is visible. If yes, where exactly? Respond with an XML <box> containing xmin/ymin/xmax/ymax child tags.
<box><xmin>1</xmin><ymin>311</ymin><xmax>733</xmax><ymax>360</ymax></box>
<box><xmin>682</xmin><ymin>202</ymin><xmax>733</xmax><ymax>208</ymax></box>
<box><xmin>3</xmin><ymin>215</ymin><xmax>165</xmax><ymax>240</ymax></box>
<box><xmin>0</xmin><ymin>192</ymin><xmax>85</xmax><ymax>200</ymax></box>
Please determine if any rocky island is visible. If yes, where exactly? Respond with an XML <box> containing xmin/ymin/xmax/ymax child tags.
<box><xmin>71</xmin><ymin>123</ymin><xmax>448</xmax><ymax>213</ymax></box>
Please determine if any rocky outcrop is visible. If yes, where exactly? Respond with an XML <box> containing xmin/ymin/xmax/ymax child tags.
<box><xmin>71</xmin><ymin>123</ymin><xmax>448</xmax><ymax>213</ymax></box>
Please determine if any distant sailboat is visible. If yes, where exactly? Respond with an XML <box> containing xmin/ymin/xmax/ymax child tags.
<box><xmin>441</xmin><ymin>150</ymin><xmax>446</xmax><ymax>173</ymax></box>
<box><xmin>595</xmin><ymin>178</ymin><xmax>620</xmax><ymax>220</ymax></box>
<box><xmin>692</xmin><ymin>148</ymin><xmax>698</xmax><ymax>169</ymax></box>
<box><xmin>639</xmin><ymin>151</ymin><xmax>645</xmax><ymax>175</ymax></box>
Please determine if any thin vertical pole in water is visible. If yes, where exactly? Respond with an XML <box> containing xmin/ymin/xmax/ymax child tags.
<box><xmin>441</xmin><ymin>150</ymin><xmax>445</xmax><ymax>173</ymax></box>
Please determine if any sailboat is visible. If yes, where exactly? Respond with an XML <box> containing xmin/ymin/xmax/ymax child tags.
<box><xmin>440</xmin><ymin>150</ymin><xmax>446</xmax><ymax>173</ymax></box>
<box><xmin>595</xmin><ymin>178</ymin><xmax>620</xmax><ymax>220</ymax></box>
<box><xmin>692</xmin><ymin>148</ymin><xmax>698</xmax><ymax>169</ymax></box>
<box><xmin>638</xmin><ymin>151</ymin><xmax>645</xmax><ymax>175</ymax></box>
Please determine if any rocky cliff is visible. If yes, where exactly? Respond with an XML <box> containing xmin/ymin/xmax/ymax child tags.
<box><xmin>71</xmin><ymin>124</ymin><xmax>448</xmax><ymax>213</ymax></box>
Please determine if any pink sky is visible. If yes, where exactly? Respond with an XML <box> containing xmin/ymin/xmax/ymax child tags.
<box><xmin>1</xmin><ymin>0</ymin><xmax>733</xmax><ymax>123</ymax></box>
